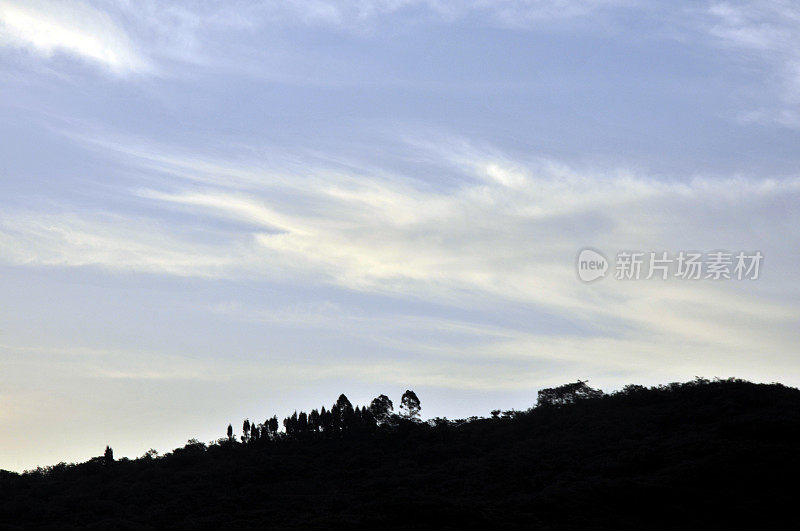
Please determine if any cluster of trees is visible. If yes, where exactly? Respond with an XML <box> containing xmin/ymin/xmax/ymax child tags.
<box><xmin>100</xmin><ymin>378</ymin><xmax>738</xmax><ymax>466</ymax></box>
<box><xmin>536</xmin><ymin>379</ymin><xmax>604</xmax><ymax>407</ymax></box>
<box><xmin>39</xmin><ymin>381</ymin><xmax>612</xmax><ymax>470</ymax></box>
<box><xmin>227</xmin><ymin>417</ymin><xmax>279</xmax><ymax>443</ymax></box>
<box><xmin>226</xmin><ymin>390</ymin><xmax>421</xmax><ymax>442</ymax></box>
<box><xmin>225</xmin><ymin>381</ymin><xmax>615</xmax><ymax>442</ymax></box>
<box><xmin>221</xmin><ymin>380</ymin><xmax>621</xmax><ymax>443</ymax></box>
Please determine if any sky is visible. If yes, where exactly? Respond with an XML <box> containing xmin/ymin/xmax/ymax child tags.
<box><xmin>0</xmin><ymin>0</ymin><xmax>799</xmax><ymax>471</ymax></box>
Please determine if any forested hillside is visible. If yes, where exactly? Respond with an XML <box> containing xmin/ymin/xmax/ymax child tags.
<box><xmin>2</xmin><ymin>378</ymin><xmax>799</xmax><ymax>528</ymax></box>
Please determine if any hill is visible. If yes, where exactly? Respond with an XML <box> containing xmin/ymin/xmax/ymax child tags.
<box><xmin>2</xmin><ymin>378</ymin><xmax>799</xmax><ymax>528</ymax></box>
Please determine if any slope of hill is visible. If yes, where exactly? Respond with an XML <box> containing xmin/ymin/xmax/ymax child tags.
<box><xmin>2</xmin><ymin>378</ymin><xmax>799</xmax><ymax>528</ymax></box>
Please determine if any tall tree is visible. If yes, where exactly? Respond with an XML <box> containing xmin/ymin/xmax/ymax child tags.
<box><xmin>336</xmin><ymin>394</ymin><xmax>354</xmax><ymax>431</ymax></box>
<box><xmin>283</xmin><ymin>412</ymin><xmax>299</xmax><ymax>436</ymax></box>
<box><xmin>331</xmin><ymin>404</ymin><xmax>342</xmax><ymax>433</ymax></box>
<box><xmin>400</xmin><ymin>390</ymin><xmax>421</xmax><ymax>420</ymax></box>
<box><xmin>336</xmin><ymin>394</ymin><xmax>353</xmax><ymax>413</ymax></box>
<box><xmin>369</xmin><ymin>394</ymin><xmax>394</xmax><ymax>424</ymax></box>
<box><xmin>309</xmin><ymin>409</ymin><xmax>320</xmax><ymax>432</ymax></box>
<box><xmin>242</xmin><ymin>419</ymin><xmax>251</xmax><ymax>443</ymax></box>
<box><xmin>227</xmin><ymin>424</ymin><xmax>233</xmax><ymax>441</ymax></box>
<box><xmin>320</xmin><ymin>406</ymin><xmax>332</xmax><ymax>434</ymax></box>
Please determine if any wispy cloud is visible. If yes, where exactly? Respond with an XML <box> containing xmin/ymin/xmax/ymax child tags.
<box><xmin>705</xmin><ymin>0</ymin><xmax>800</xmax><ymax>128</ymax></box>
<box><xmin>0</xmin><ymin>0</ymin><xmax>634</xmax><ymax>77</ymax></box>
<box><xmin>1</xmin><ymin>131</ymin><xmax>798</xmax><ymax>390</ymax></box>
<box><xmin>0</xmin><ymin>0</ymin><xmax>149</xmax><ymax>74</ymax></box>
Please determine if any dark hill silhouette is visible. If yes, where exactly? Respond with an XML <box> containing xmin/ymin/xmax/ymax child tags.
<box><xmin>2</xmin><ymin>378</ymin><xmax>799</xmax><ymax>528</ymax></box>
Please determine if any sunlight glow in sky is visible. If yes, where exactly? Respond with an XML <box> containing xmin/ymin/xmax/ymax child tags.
<box><xmin>1</xmin><ymin>0</ymin><xmax>799</xmax><ymax>471</ymax></box>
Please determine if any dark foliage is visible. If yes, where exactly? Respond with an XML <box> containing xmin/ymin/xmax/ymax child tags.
<box><xmin>400</xmin><ymin>389</ymin><xmax>422</xmax><ymax>420</ymax></box>
<box><xmin>369</xmin><ymin>394</ymin><xmax>394</xmax><ymax>424</ymax></box>
<box><xmin>536</xmin><ymin>379</ymin><xmax>604</xmax><ymax>406</ymax></box>
<box><xmin>2</xmin><ymin>378</ymin><xmax>799</xmax><ymax>528</ymax></box>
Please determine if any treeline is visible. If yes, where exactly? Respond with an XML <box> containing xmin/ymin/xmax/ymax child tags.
<box><xmin>5</xmin><ymin>376</ymin><xmax>800</xmax><ymax>527</ymax></box>
<box><xmin>225</xmin><ymin>390</ymin><xmax>421</xmax><ymax>444</ymax></box>
<box><xmin>15</xmin><ymin>377</ymin><xmax>752</xmax><ymax>472</ymax></box>
<box><xmin>221</xmin><ymin>379</ymin><xmax>623</xmax><ymax>445</ymax></box>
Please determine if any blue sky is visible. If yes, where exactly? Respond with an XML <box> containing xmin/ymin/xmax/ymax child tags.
<box><xmin>1</xmin><ymin>0</ymin><xmax>799</xmax><ymax>471</ymax></box>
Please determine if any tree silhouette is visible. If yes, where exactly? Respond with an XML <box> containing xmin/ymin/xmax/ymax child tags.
<box><xmin>335</xmin><ymin>394</ymin><xmax>353</xmax><ymax>412</ymax></box>
<box><xmin>536</xmin><ymin>380</ymin><xmax>603</xmax><ymax>407</ymax></box>
<box><xmin>342</xmin><ymin>405</ymin><xmax>354</xmax><ymax>431</ymax></box>
<box><xmin>309</xmin><ymin>409</ymin><xmax>320</xmax><ymax>432</ymax></box>
<box><xmin>284</xmin><ymin>412</ymin><xmax>300</xmax><ymax>436</ymax></box>
<box><xmin>143</xmin><ymin>448</ymin><xmax>158</xmax><ymax>459</ymax></box>
<box><xmin>400</xmin><ymin>390</ymin><xmax>421</xmax><ymax>420</ymax></box>
<box><xmin>361</xmin><ymin>406</ymin><xmax>377</xmax><ymax>430</ymax></box>
<box><xmin>334</xmin><ymin>394</ymin><xmax>354</xmax><ymax>432</ymax></box>
<box><xmin>227</xmin><ymin>424</ymin><xmax>233</xmax><ymax>441</ymax></box>
<box><xmin>104</xmin><ymin>446</ymin><xmax>114</xmax><ymax>465</ymax></box>
<box><xmin>331</xmin><ymin>404</ymin><xmax>342</xmax><ymax>433</ymax></box>
<box><xmin>242</xmin><ymin>419</ymin><xmax>251</xmax><ymax>443</ymax></box>
<box><xmin>369</xmin><ymin>394</ymin><xmax>394</xmax><ymax>424</ymax></box>
<box><xmin>320</xmin><ymin>406</ymin><xmax>332</xmax><ymax>434</ymax></box>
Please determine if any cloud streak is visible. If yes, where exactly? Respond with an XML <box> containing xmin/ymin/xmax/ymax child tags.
<box><xmin>0</xmin><ymin>0</ymin><xmax>633</xmax><ymax>77</ymax></box>
<box><xmin>1</xmin><ymin>132</ymin><xmax>798</xmax><ymax>390</ymax></box>
<box><xmin>0</xmin><ymin>0</ymin><xmax>149</xmax><ymax>74</ymax></box>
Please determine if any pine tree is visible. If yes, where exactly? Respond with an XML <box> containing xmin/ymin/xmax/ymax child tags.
<box><xmin>331</xmin><ymin>404</ymin><xmax>342</xmax><ymax>434</ymax></box>
<box><xmin>320</xmin><ymin>406</ymin><xmax>332</xmax><ymax>435</ymax></box>
<box><xmin>336</xmin><ymin>394</ymin><xmax>354</xmax><ymax>431</ymax></box>
<box><xmin>242</xmin><ymin>419</ymin><xmax>251</xmax><ymax>443</ymax></box>
<box><xmin>298</xmin><ymin>411</ymin><xmax>308</xmax><ymax>434</ymax></box>
<box><xmin>309</xmin><ymin>409</ymin><xmax>320</xmax><ymax>432</ymax></box>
